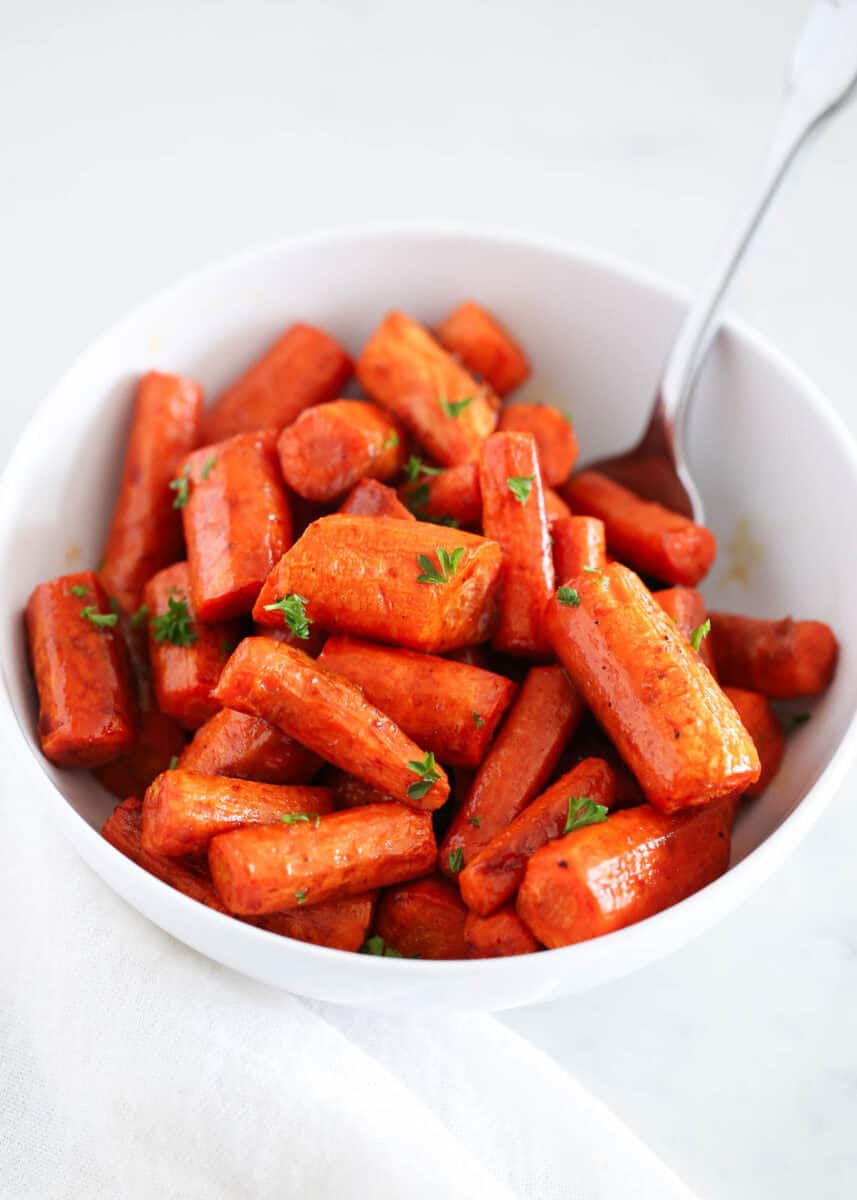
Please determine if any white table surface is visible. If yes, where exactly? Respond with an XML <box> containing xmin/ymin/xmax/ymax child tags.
<box><xmin>2</xmin><ymin>2</ymin><xmax>856</xmax><ymax>1197</ymax></box>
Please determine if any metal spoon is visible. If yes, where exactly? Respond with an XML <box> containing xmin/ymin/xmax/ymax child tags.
<box><xmin>588</xmin><ymin>0</ymin><xmax>857</xmax><ymax>521</ymax></box>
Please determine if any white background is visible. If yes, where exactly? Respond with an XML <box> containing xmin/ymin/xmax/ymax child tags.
<box><xmin>2</xmin><ymin>2</ymin><xmax>856</xmax><ymax>1197</ymax></box>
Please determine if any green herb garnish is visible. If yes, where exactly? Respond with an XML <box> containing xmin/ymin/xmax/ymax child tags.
<box><xmin>468</xmin><ymin>815</ymin><xmax>481</xmax><ymax>828</ymax></box>
<box><xmin>130</xmin><ymin>603</ymin><xmax>150</xmax><ymax>628</ymax></box>
<box><xmin>440</xmin><ymin>394</ymin><xmax>474</xmax><ymax>419</ymax></box>
<box><xmin>507</xmin><ymin>475</ymin><xmax>535</xmax><ymax>506</ymax></box>
<box><xmin>406</xmin><ymin>455</ymin><xmax>443</xmax><ymax>483</ymax></box>
<box><xmin>689</xmin><ymin>618</ymin><xmax>711</xmax><ymax>652</ymax></box>
<box><xmin>563</xmin><ymin>794</ymin><xmax>609</xmax><ymax>835</ymax></box>
<box><xmin>263</xmin><ymin>593</ymin><xmax>312</xmax><ymax>640</ymax></box>
<box><xmin>169</xmin><ymin>467</ymin><xmax>191</xmax><ymax>509</ymax></box>
<box><xmin>68</xmin><ymin>584</ymin><xmax>89</xmax><ymax>599</ymax></box>
<box><xmin>416</xmin><ymin>547</ymin><xmax>464</xmax><ymax>585</ymax></box>
<box><xmin>168</xmin><ymin>755</ymin><xmax>179</xmax><ymax>770</ymax></box>
<box><xmin>200</xmin><ymin>455</ymin><xmax>217</xmax><ymax>481</ymax></box>
<box><xmin>280</xmin><ymin>813</ymin><xmax>312</xmax><ymax>825</ymax></box>
<box><xmin>406</xmin><ymin>751</ymin><xmax>440</xmax><ymax>800</ymax></box>
<box><xmin>80</xmin><ymin>606</ymin><xmax>118</xmax><ymax>629</ymax></box>
<box><xmin>472</xmin><ymin>711</ymin><xmax>485</xmax><ymax>729</ymax></box>
<box><xmin>151</xmin><ymin>595</ymin><xmax>197</xmax><ymax>647</ymax></box>
<box><xmin>382</xmin><ymin>431</ymin><xmax>399</xmax><ymax>451</ymax></box>
<box><xmin>557</xmin><ymin>586</ymin><xmax>581</xmax><ymax>607</ymax></box>
<box><xmin>295</xmin><ymin>888</ymin><xmax>308</xmax><ymax>905</ymax></box>
<box><xmin>361</xmin><ymin>935</ymin><xmax>403</xmax><ymax>958</ymax></box>
<box><xmin>447</xmin><ymin>847</ymin><xmax>464</xmax><ymax>874</ymax></box>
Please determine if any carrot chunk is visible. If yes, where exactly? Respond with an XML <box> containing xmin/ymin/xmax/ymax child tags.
<box><xmin>563</xmin><ymin>470</ymin><xmax>716</xmax><ymax>586</ymax></box>
<box><xmin>339</xmin><ymin>478</ymin><xmax>415</xmax><ymax>521</ymax></box>
<box><xmin>26</xmin><ymin>571</ymin><xmax>137</xmax><ymax>767</ymax></box>
<box><xmin>439</xmin><ymin>665</ymin><xmax>584</xmax><ymax>874</ymax></box>
<box><xmin>655</xmin><ymin>586</ymin><xmax>717</xmax><ymax>675</ymax></box>
<box><xmin>436</xmin><ymin>301</ymin><xmax>530</xmax><ymax>396</ymax></box>
<box><xmin>710</xmin><ymin>612</ymin><xmax>838</xmax><ymax>698</ymax></box>
<box><xmin>459</xmin><ymin>757</ymin><xmax>617</xmax><ymax>916</ymax></box>
<box><xmin>399</xmin><ymin>462</ymin><xmax>483</xmax><ymax>528</ymax></box>
<box><xmin>259</xmin><ymin>893</ymin><xmax>377</xmax><ymax>952</ymax></box>
<box><xmin>318</xmin><ymin>635</ymin><xmax>517</xmax><ymax>768</ymax></box>
<box><xmin>480</xmin><ymin>432</ymin><xmax>555</xmax><ymax>657</ymax></box>
<box><xmin>552</xmin><ymin>516</ymin><xmax>606</xmax><ymax>582</ymax></box>
<box><xmin>278</xmin><ymin>400</ymin><xmax>405</xmax><ymax>501</ymax></box>
<box><xmin>374</xmin><ymin>875</ymin><xmax>468</xmax><ymax>959</ymax></box>
<box><xmin>253</xmin><ymin>514</ymin><xmax>503</xmax><ymax>654</ymax></box>
<box><xmin>209</xmin><ymin>802</ymin><xmax>436</xmax><ymax>915</ymax></box>
<box><xmin>517</xmin><ymin>801</ymin><xmax>731</xmax><ymax>948</ymax></box>
<box><xmin>356</xmin><ymin>311</ymin><xmax>498</xmax><ymax>465</ymax></box>
<box><xmin>213</xmin><ymin>637</ymin><xmax>450</xmax><ymax>810</ymax></box>
<box><xmin>545</xmin><ymin>563</ymin><xmax>760</xmax><ymax>812</ymax></box>
<box><xmin>543</xmin><ymin>488</ymin><xmax>572</xmax><ymax>525</ymax></box>
<box><xmin>325</xmin><ymin>768</ymin><xmax>397</xmax><ymax>808</ymax></box>
<box><xmin>498</xmin><ymin>404</ymin><xmax>578</xmax><ymax>486</ymax></box>
<box><xmin>94</xmin><ymin>708</ymin><xmax>187</xmax><ymax>799</ymax></box>
<box><xmin>464</xmin><ymin>906</ymin><xmax>541</xmax><ymax>958</ymax></box>
<box><xmin>99</xmin><ymin>372</ymin><xmax>203</xmax><ymax>614</ymax></box>
<box><xmin>723</xmin><ymin>688</ymin><xmax>786</xmax><ymax>796</ymax></box>
<box><xmin>202</xmin><ymin>323</ymin><xmax>352</xmax><ymax>442</ymax></box>
<box><xmin>179</xmin><ymin>708</ymin><xmax>321</xmax><ymax>784</ymax></box>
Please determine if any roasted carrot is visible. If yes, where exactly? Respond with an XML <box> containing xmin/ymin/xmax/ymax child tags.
<box><xmin>202</xmin><ymin>322</ymin><xmax>352</xmax><ymax>442</ymax></box>
<box><xmin>710</xmin><ymin>612</ymin><xmax>838</xmax><ymax>698</ymax></box>
<box><xmin>373</xmin><ymin>875</ymin><xmax>468</xmax><ymax>959</ymax></box>
<box><xmin>209</xmin><ymin>802</ymin><xmax>436</xmax><ymax>915</ymax></box>
<box><xmin>143</xmin><ymin>562</ymin><xmax>238</xmax><ymax>730</ymax></box>
<box><xmin>655</xmin><ymin>586</ymin><xmax>717</xmax><ymax>675</ymax></box>
<box><xmin>564</xmin><ymin>470</ymin><xmax>716</xmax><ymax>586</ymax></box>
<box><xmin>258</xmin><ymin>893</ymin><xmax>377</xmax><ymax>952</ymax></box>
<box><xmin>439</xmin><ymin>665</ymin><xmax>584</xmax><ymax>875</ymax></box>
<box><xmin>723</xmin><ymin>688</ymin><xmax>786</xmax><ymax>796</ymax></box>
<box><xmin>552</xmin><ymin>516</ymin><xmax>607</xmax><ymax>582</ymax></box>
<box><xmin>339</xmin><ymin>478</ymin><xmax>415</xmax><ymax>521</ymax></box>
<box><xmin>459</xmin><ymin>757</ymin><xmax>618</xmax><ymax>916</ymax></box>
<box><xmin>356</xmin><ymin>311</ymin><xmax>497</xmax><ymax>465</ymax></box>
<box><xmin>399</xmin><ymin>461</ymin><xmax>483</xmax><ymax>528</ymax></box>
<box><xmin>253</xmin><ymin>617</ymin><xmax>327</xmax><ymax>658</ymax></box>
<box><xmin>278</xmin><ymin>399</ymin><xmax>406</xmax><ymax>501</ymax></box>
<box><xmin>181</xmin><ymin>430</ymin><xmax>292</xmax><ymax>622</ymax></box>
<box><xmin>324</xmin><ymin>768</ymin><xmax>396</xmax><ymax>808</ymax></box>
<box><xmin>543</xmin><ymin>487</ymin><xmax>573</xmax><ymax>525</ymax></box>
<box><xmin>546</xmin><ymin>563</ymin><xmax>760</xmax><ymax>812</ymax></box>
<box><xmin>464</xmin><ymin>906</ymin><xmax>541</xmax><ymax>958</ymax></box>
<box><xmin>318</xmin><ymin>635</ymin><xmax>517</xmax><ymax>768</ymax></box>
<box><xmin>99</xmin><ymin>372</ymin><xmax>203</xmax><ymax>614</ymax></box>
<box><xmin>480</xmin><ymin>431</ymin><xmax>555</xmax><ymax>657</ymax></box>
<box><xmin>142</xmin><ymin>768</ymin><xmax>334</xmax><ymax>855</ymax></box>
<box><xmin>517</xmin><ymin>801</ymin><xmax>731</xmax><ymax>948</ymax></box>
<box><xmin>253</xmin><ymin>514</ymin><xmax>503</xmax><ymax>654</ymax></box>
<box><xmin>179</xmin><ymin>708</ymin><xmax>320</xmax><ymax>783</ymax></box>
<box><xmin>94</xmin><ymin>708</ymin><xmax>187</xmax><ymax>799</ymax></box>
<box><xmin>498</xmin><ymin>404</ymin><xmax>578</xmax><ymax>486</ymax></box>
<box><xmin>213</xmin><ymin>637</ymin><xmax>450</xmax><ymax>809</ymax></box>
<box><xmin>436</xmin><ymin>301</ymin><xmax>530</xmax><ymax>396</ymax></box>
<box><xmin>26</xmin><ymin>571</ymin><xmax>136</xmax><ymax>767</ymax></box>
<box><xmin>563</xmin><ymin>717</ymin><xmax>646</xmax><ymax>810</ymax></box>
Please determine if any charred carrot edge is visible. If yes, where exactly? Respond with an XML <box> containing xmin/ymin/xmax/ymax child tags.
<box><xmin>94</xmin><ymin>708</ymin><xmax>187</xmax><ymax>800</ymax></box>
<box><xmin>464</xmin><ymin>906</ymin><xmax>541</xmax><ymax>958</ymax></box>
<box><xmin>552</xmin><ymin>516</ymin><xmax>606</xmax><ymax>582</ymax></box>
<box><xmin>323</xmin><ymin>767</ymin><xmax>397</xmax><ymax>808</ymax></box>
<box><xmin>710</xmin><ymin>612</ymin><xmax>838</xmax><ymax>698</ymax></box>
<box><xmin>654</xmin><ymin>586</ymin><xmax>717</xmax><ymax>676</ymax></box>
<box><xmin>179</xmin><ymin>708</ymin><xmax>322</xmax><ymax>784</ymax></box>
<box><xmin>258</xmin><ymin>892</ymin><xmax>378</xmax><ymax>952</ymax></box>
<box><xmin>373</xmin><ymin>875</ymin><xmax>468</xmax><ymax>960</ymax></box>
<box><xmin>435</xmin><ymin>301</ymin><xmax>530</xmax><ymax>396</ymax></box>
<box><xmin>723</xmin><ymin>688</ymin><xmax>785</xmax><ymax>797</ymax></box>
<box><xmin>497</xmin><ymin>404</ymin><xmax>578</xmax><ymax>487</ymax></box>
<box><xmin>399</xmin><ymin>462</ymin><xmax>483</xmax><ymax>528</ymax></box>
<box><xmin>340</xmin><ymin>478</ymin><xmax>415</xmax><ymax>521</ymax></box>
<box><xmin>278</xmin><ymin>399</ymin><xmax>406</xmax><ymax>501</ymax></box>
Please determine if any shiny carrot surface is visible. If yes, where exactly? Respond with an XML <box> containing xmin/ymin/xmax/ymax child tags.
<box><xmin>723</xmin><ymin>687</ymin><xmax>785</xmax><ymax>797</ymax></box>
<box><xmin>436</xmin><ymin>301</ymin><xmax>530</xmax><ymax>396</ymax></box>
<box><xmin>374</xmin><ymin>875</ymin><xmax>468</xmax><ymax>959</ymax></box>
<box><xmin>498</xmin><ymin>404</ymin><xmax>578</xmax><ymax>487</ymax></box>
<box><xmin>258</xmin><ymin>892</ymin><xmax>377</xmax><ymax>952</ymax></box>
<box><xmin>552</xmin><ymin>516</ymin><xmax>606</xmax><ymax>582</ymax></box>
<box><xmin>543</xmin><ymin>487</ymin><xmax>572</xmax><ymax>525</ymax></box>
<box><xmin>278</xmin><ymin>399</ymin><xmax>405</xmax><ymax>501</ymax></box>
<box><xmin>464</xmin><ymin>906</ymin><xmax>541</xmax><ymax>958</ymax></box>
<box><xmin>179</xmin><ymin>708</ymin><xmax>321</xmax><ymax>784</ymax></box>
<box><xmin>339</xmin><ymin>478</ymin><xmax>415</xmax><ymax>521</ymax></box>
<box><xmin>710</xmin><ymin>612</ymin><xmax>838</xmax><ymax>698</ymax></box>
<box><xmin>399</xmin><ymin>461</ymin><xmax>483</xmax><ymax>528</ymax></box>
<box><xmin>94</xmin><ymin>708</ymin><xmax>186</xmax><ymax>799</ymax></box>
<box><xmin>655</xmin><ymin>586</ymin><xmax>717</xmax><ymax>675</ymax></box>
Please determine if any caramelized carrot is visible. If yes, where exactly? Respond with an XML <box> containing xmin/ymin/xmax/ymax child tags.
<box><xmin>356</xmin><ymin>311</ymin><xmax>497</xmax><ymax>465</ymax></box>
<box><xmin>517</xmin><ymin>801</ymin><xmax>731</xmax><ymax>948</ymax></box>
<box><xmin>179</xmin><ymin>708</ymin><xmax>321</xmax><ymax>783</ymax></box>
<box><xmin>464</xmin><ymin>906</ymin><xmax>541</xmax><ymax>958</ymax></box>
<box><xmin>253</xmin><ymin>514</ymin><xmax>503</xmax><ymax>654</ymax></box>
<box><xmin>26</xmin><ymin>571</ymin><xmax>136</xmax><ymax>767</ymax></box>
<box><xmin>213</xmin><ymin>637</ymin><xmax>450</xmax><ymax>809</ymax></box>
<box><xmin>723</xmin><ymin>688</ymin><xmax>786</xmax><ymax>796</ymax></box>
<box><xmin>202</xmin><ymin>323</ymin><xmax>352</xmax><ymax>442</ymax></box>
<box><xmin>278</xmin><ymin>400</ymin><xmax>405</xmax><ymax>501</ymax></box>
<box><xmin>181</xmin><ymin>430</ymin><xmax>292</xmax><ymax>622</ymax></box>
<box><xmin>480</xmin><ymin>432</ymin><xmax>554</xmax><ymax>657</ymax></box>
<box><xmin>318</xmin><ymin>635</ymin><xmax>517</xmax><ymax>768</ymax></box>
<box><xmin>440</xmin><ymin>665</ymin><xmax>584</xmax><ymax>875</ymax></box>
<box><xmin>339</xmin><ymin>478</ymin><xmax>415</xmax><ymax>521</ymax></box>
<box><xmin>324</xmin><ymin>768</ymin><xmax>396</xmax><ymax>808</ymax></box>
<box><xmin>399</xmin><ymin>462</ymin><xmax>483</xmax><ymax>528</ymax></box>
<box><xmin>259</xmin><ymin>893</ymin><xmax>377</xmax><ymax>951</ymax></box>
<box><xmin>655</xmin><ymin>586</ymin><xmax>717</xmax><ymax>675</ymax></box>
<box><xmin>209</xmin><ymin>803</ymin><xmax>436</xmax><ymax>915</ymax></box>
<box><xmin>373</xmin><ymin>875</ymin><xmax>468</xmax><ymax>959</ymax></box>
<box><xmin>253</xmin><ymin>617</ymin><xmax>327</xmax><ymax>658</ymax></box>
<box><xmin>564</xmin><ymin>470</ymin><xmax>716</xmax><ymax>586</ymax></box>
<box><xmin>543</xmin><ymin>487</ymin><xmax>572</xmax><ymax>525</ymax></box>
<box><xmin>710</xmin><ymin>612</ymin><xmax>838</xmax><ymax>698</ymax></box>
<box><xmin>459</xmin><ymin>758</ymin><xmax>617</xmax><ymax>916</ymax></box>
<box><xmin>94</xmin><ymin>708</ymin><xmax>187</xmax><ymax>799</ymax></box>
<box><xmin>545</xmin><ymin>563</ymin><xmax>760</xmax><ymax>812</ymax></box>
<box><xmin>142</xmin><ymin>768</ymin><xmax>334</xmax><ymax>855</ymax></box>
<box><xmin>99</xmin><ymin>372</ymin><xmax>203</xmax><ymax>613</ymax></box>
<box><xmin>436</xmin><ymin>301</ymin><xmax>530</xmax><ymax>396</ymax></box>
<box><xmin>144</xmin><ymin>562</ymin><xmax>238</xmax><ymax>730</ymax></box>
<box><xmin>552</xmin><ymin>516</ymin><xmax>606</xmax><ymax>582</ymax></box>
<box><xmin>498</xmin><ymin>404</ymin><xmax>577</xmax><ymax>486</ymax></box>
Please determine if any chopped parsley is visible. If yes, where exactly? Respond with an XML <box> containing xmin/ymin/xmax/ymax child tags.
<box><xmin>151</xmin><ymin>595</ymin><xmax>197</xmax><ymax>647</ymax></box>
<box><xmin>361</xmin><ymin>935</ymin><xmax>403</xmax><ymax>958</ymax></box>
<box><xmin>406</xmin><ymin>455</ymin><xmax>444</xmax><ymax>483</ymax></box>
<box><xmin>382</xmin><ymin>431</ymin><xmax>399</xmax><ymax>451</ymax></box>
<box><xmin>689</xmin><ymin>618</ymin><xmax>711</xmax><ymax>652</ymax></box>
<box><xmin>447</xmin><ymin>847</ymin><xmax>464</xmax><ymax>874</ymax></box>
<box><xmin>80</xmin><ymin>606</ymin><xmax>118</xmax><ymax>629</ymax></box>
<box><xmin>472</xmin><ymin>711</ymin><xmax>485</xmax><ymax>729</ymax></box>
<box><xmin>168</xmin><ymin>467</ymin><xmax>191</xmax><ymax>509</ymax></box>
<box><xmin>468</xmin><ymin>815</ymin><xmax>482</xmax><ymax>828</ymax></box>
<box><xmin>416</xmin><ymin>547</ymin><xmax>464</xmax><ymax>585</ymax></box>
<box><xmin>557</xmin><ymin>586</ymin><xmax>581</xmax><ymax>607</ymax></box>
<box><xmin>406</xmin><ymin>751</ymin><xmax>441</xmax><ymax>800</ymax></box>
<box><xmin>295</xmin><ymin>888</ymin><xmax>308</xmax><ymax>905</ymax></box>
<box><xmin>506</xmin><ymin>474</ymin><xmax>535</xmax><ymax>506</ymax></box>
<box><xmin>67</xmin><ymin>584</ymin><xmax>89</xmax><ymax>599</ymax></box>
<box><xmin>200</xmin><ymin>455</ymin><xmax>217</xmax><ymax>481</ymax></box>
<box><xmin>563</xmin><ymin>794</ymin><xmax>609</xmax><ymax>835</ymax></box>
<box><xmin>280</xmin><ymin>812</ymin><xmax>321</xmax><ymax>828</ymax></box>
<box><xmin>263</xmin><ymin>593</ymin><xmax>312</xmax><ymax>640</ymax></box>
<box><xmin>168</xmin><ymin>755</ymin><xmax>179</xmax><ymax>770</ymax></box>
<box><xmin>582</xmin><ymin>566</ymin><xmax>609</xmax><ymax>591</ymax></box>
<box><xmin>130</xmin><ymin>603</ymin><xmax>149</xmax><ymax>628</ymax></box>
<box><xmin>440</xmin><ymin>394</ymin><xmax>474</xmax><ymax>419</ymax></box>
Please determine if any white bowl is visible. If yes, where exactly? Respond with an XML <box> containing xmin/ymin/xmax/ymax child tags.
<box><xmin>1</xmin><ymin>228</ymin><xmax>855</xmax><ymax>1012</ymax></box>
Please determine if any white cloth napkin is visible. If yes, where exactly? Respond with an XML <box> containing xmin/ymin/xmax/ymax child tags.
<box><xmin>0</xmin><ymin>789</ymin><xmax>696</xmax><ymax>1200</ymax></box>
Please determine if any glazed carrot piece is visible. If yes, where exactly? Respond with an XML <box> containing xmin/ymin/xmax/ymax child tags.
<box><xmin>94</xmin><ymin>708</ymin><xmax>187</xmax><ymax>799</ymax></box>
<box><xmin>209</xmin><ymin>802</ymin><xmax>437</xmax><ymax>915</ymax></box>
<box><xmin>543</xmin><ymin>487</ymin><xmax>572</xmax><ymax>525</ymax></box>
<box><xmin>480</xmin><ymin>432</ymin><xmax>555</xmax><ymax>657</ymax></box>
<box><xmin>564</xmin><ymin>470</ymin><xmax>716</xmax><ymax>586</ymax></box>
<box><xmin>373</xmin><ymin>876</ymin><xmax>468</xmax><ymax>959</ymax></box>
<box><xmin>253</xmin><ymin>515</ymin><xmax>503</xmax><ymax>654</ymax></box>
<box><xmin>545</xmin><ymin>563</ymin><xmax>760</xmax><ymax>812</ymax></box>
<box><xmin>498</xmin><ymin>404</ymin><xmax>578</xmax><ymax>486</ymax></box>
<box><xmin>710</xmin><ymin>612</ymin><xmax>838</xmax><ymax>698</ymax></box>
<box><xmin>278</xmin><ymin>400</ymin><xmax>406</xmax><ymax>501</ymax></box>
<box><xmin>144</xmin><ymin>562</ymin><xmax>238</xmax><ymax>730</ymax></box>
<box><xmin>459</xmin><ymin>757</ymin><xmax>617</xmax><ymax>917</ymax></box>
<box><xmin>723</xmin><ymin>688</ymin><xmax>786</xmax><ymax>796</ymax></box>
<box><xmin>339</xmin><ymin>478</ymin><xmax>415</xmax><ymax>521</ymax></box>
<box><xmin>655</xmin><ymin>586</ymin><xmax>717</xmax><ymax>675</ymax></box>
<box><xmin>253</xmin><ymin>617</ymin><xmax>327</xmax><ymax>658</ymax></box>
<box><xmin>213</xmin><ymin>638</ymin><xmax>450</xmax><ymax>809</ymax></box>
<box><xmin>517</xmin><ymin>801</ymin><xmax>731</xmax><ymax>948</ymax></box>
<box><xmin>259</xmin><ymin>892</ymin><xmax>377</xmax><ymax>952</ymax></box>
<box><xmin>399</xmin><ymin>462</ymin><xmax>483</xmax><ymax>528</ymax></box>
<box><xmin>356</xmin><ymin>311</ymin><xmax>498</xmax><ymax>466</ymax></box>
<box><xmin>179</xmin><ymin>708</ymin><xmax>322</xmax><ymax>783</ymax></box>
<box><xmin>181</xmin><ymin>430</ymin><xmax>292</xmax><ymax>622</ymax></box>
<box><xmin>552</xmin><ymin>516</ymin><xmax>606</xmax><ymax>582</ymax></box>
<box><xmin>26</xmin><ymin>571</ymin><xmax>137</xmax><ymax>767</ymax></box>
<box><xmin>436</xmin><ymin>301</ymin><xmax>530</xmax><ymax>396</ymax></box>
<box><xmin>324</xmin><ymin>768</ymin><xmax>396</xmax><ymax>808</ymax></box>
<box><xmin>100</xmin><ymin>372</ymin><xmax>203</xmax><ymax>614</ymax></box>
<box><xmin>564</xmin><ymin>717</ymin><xmax>647</xmax><ymax>810</ymax></box>
<box><xmin>202</xmin><ymin>323</ymin><xmax>352</xmax><ymax>442</ymax></box>
<box><xmin>464</xmin><ymin>906</ymin><xmax>541</xmax><ymax>958</ymax></box>
<box><xmin>440</xmin><ymin>665</ymin><xmax>584</xmax><ymax>875</ymax></box>
<box><xmin>142</xmin><ymin>768</ymin><xmax>334</xmax><ymax>855</ymax></box>
<box><xmin>318</xmin><ymin>635</ymin><xmax>517</xmax><ymax>768</ymax></box>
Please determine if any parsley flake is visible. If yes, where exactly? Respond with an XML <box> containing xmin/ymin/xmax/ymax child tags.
<box><xmin>151</xmin><ymin>595</ymin><xmax>197</xmax><ymax>647</ymax></box>
<box><xmin>582</xmin><ymin>566</ymin><xmax>609</xmax><ymax>591</ymax></box>
<box><xmin>361</xmin><ymin>935</ymin><xmax>403</xmax><ymax>958</ymax></box>
<box><xmin>295</xmin><ymin>888</ymin><xmax>308</xmax><ymax>905</ymax></box>
<box><xmin>689</xmin><ymin>618</ymin><xmax>711</xmax><ymax>652</ymax></box>
<box><xmin>280</xmin><ymin>812</ymin><xmax>321</xmax><ymax>827</ymax></box>
<box><xmin>416</xmin><ymin>547</ymin><xmax>464</xmax><ymax>585</ymax></box>
<box><xmin>468</xmin><ymin>815</ymin><xmax>482</xmax><ymax>828</ymax></box>
<box><xmin>67</xmin><ymin>584</ymin><xmax>89</xmax><ymax>598</ymax></box>
<box><xmin>406</xmin><ymin>751</ymin><xmax>440</xmax><ymax>800</ymax></box>
<box><xmin>130</xmin><ymin>603</ymin><xmax>149</xmax><ymax>628</ymax></box>
<box><xmin>200</xmin><ymin>455</ymin><xmax>217</xmax><ymax>481</ymax></box>
<box><xmin>472</xmin><ymin>711</ymin><xmax>485</xmax><ymax>729</ymax></box>
<box><xmin>169</xmin><ymin>467</ymin><xmax>191</xmax><ymax>509</ymax></box>
<box><xmin>440</xmin><ymin>394</ymin><xmax>474</xmax><ymax>419</ymax></box>
<box><xmin>382</xmin><ymin>431</ymin><xmax>399</xmax><ymax>451</ymax></box>
<box><xmin>563</xmin><ymin>794</ymin><xmax>609</xmax><ymax>835</ymax></box>
<box><xmin>80</xmin><ymin>606</ymin><xmax>118</xmax><ymax>629</ymax></box>
<box><xmin>447</xmin><ymin>847</ymin><xmax>465</xmax><ymax>874</ymax></box>
<box><xmin>263</xmin><ymin>593</ymin><xmax>312</xmax><ymax>640</ymax></box>
<box><xmin>557</xmin><ymin>586</ymin><xmax>581</xmax><ymax>607</ymax></box>
<box><xmin>168</xmin><ymin>755</ymin><xmax>179</xmax><ymax>770</ymax></box>
<box><xmin>405</xmin><ymin>455</ymin><xmax>443</xmax><ymax>483</ymax></box>
<box><xmin>507</xmin><ymin>475</ymin><xmax>535</xmax><ymax>506</ymax></box>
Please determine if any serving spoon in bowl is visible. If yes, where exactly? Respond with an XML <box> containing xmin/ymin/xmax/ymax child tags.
<box><xmin>589</xmin><ymin>0</ymin><xmax>857</xmax><ymax>521</ymax></box>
